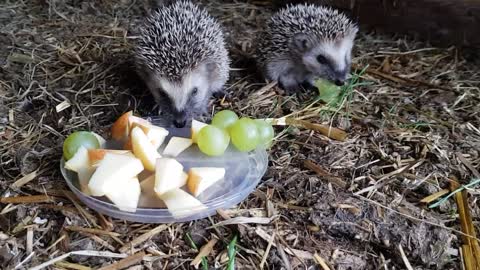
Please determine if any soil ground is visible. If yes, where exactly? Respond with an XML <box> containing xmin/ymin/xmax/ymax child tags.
<box><xmin>1</xmin><ymin>0</ymin><xmax>479</xmax><ymax>269</ymax></box>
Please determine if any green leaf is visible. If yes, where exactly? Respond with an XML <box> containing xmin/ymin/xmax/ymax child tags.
<box><xmin>314</xmin><ymin>78</ymin><xmax>341</xmax><ymax>105</ymax></box>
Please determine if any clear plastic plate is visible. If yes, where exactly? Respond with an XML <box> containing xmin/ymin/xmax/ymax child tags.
<box><xmin>60</xmin><ymin>126</ymin><xmax>268</xmax><ymax>223</ymax></box>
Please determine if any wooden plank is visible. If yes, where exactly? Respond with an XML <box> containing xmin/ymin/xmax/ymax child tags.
<box><xmin>273</xmin><ymin>0</ymin><xmax>480</xmax><ymax>47</ymax></box>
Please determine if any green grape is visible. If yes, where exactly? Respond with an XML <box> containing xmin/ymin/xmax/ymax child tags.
<box><xmin>197</xmin><ymin>125</ymin><xmax>230</xmax><ymax>156</ymax></box>
<box><xmin>255</xmin><ymin>120</ymin><xmax>275</xmax><ymax>148</ymax></box>
<box><xmin>229</xmin><ymin>117</ymin><xmax>260</xmax><ymax>152</ymax></box>
<box><xmin>63</xmin><ymin>131</ymin><xmax>100</xmax><ymax>160</ymax></box>
<box><xmin>211</xmin><ymin>110</ymin><xmax>239</xmax><ymax>130</ymax></box>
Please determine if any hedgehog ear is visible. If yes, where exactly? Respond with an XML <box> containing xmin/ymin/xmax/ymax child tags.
<box><xmin>205</xmin><ymin>62</ymin><xmax>217</xmax><ymax>73</ymax></box>
<box><xmin>291</xmin><ymin>33</ymin><xmax>311</xmax><ymax>52</ymax></box>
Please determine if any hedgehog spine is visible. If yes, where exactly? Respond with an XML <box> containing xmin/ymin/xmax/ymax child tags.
<box><xmin>134</xmin><ymin>0</ymin><xmax>230</xmax><ymax>127</ymax></box>
<box><xmin>256</xmin><ymin>4</ymin><xmax>358</xmax><ymax>93</ymax></box>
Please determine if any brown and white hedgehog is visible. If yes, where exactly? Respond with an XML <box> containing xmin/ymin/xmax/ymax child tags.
<box><xmin>256</xmin><ymin>4</ymin><xmax>358</xmax><ymax>93</ymax></box>
<box><xmin>134</xmin><ymin>0</ymin><xmax>230</xmax><ymax>127</ymax></box>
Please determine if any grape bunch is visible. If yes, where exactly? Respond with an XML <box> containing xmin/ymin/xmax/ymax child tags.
<box><xmin>196</xmin><ymin>110</ymin><xmax>275</xmax><ymax>156</ymax></box>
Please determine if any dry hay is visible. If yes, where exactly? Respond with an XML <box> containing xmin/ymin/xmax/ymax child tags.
<box><xmin>1</xmin><ymin>0</ymin><xmax>479</xmax><ymax>269</ymax></box>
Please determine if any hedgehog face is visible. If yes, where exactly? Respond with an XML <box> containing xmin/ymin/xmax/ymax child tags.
<box><xmin>146</xmin><ymin>64</ymin><xmax>211</xmax><ymax>128</ymax></box>
<box><xmin>292</xmin><ymin>31</ymin><xmax>356</xmax><ymax>86</ymax></box>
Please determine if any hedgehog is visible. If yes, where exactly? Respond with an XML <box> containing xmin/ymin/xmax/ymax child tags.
<box><xmin>134</xmin><ymin>0</ymin><xmax>230</xmax><ymax>128</ymax></box>
<box><xmin>256</xmin><ymin>4</ymin><xmax>358</xmax><ymax>93</ymax></box>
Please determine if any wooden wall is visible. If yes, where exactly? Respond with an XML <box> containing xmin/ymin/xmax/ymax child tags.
<box><xmin>272</xmin><ymin>0</ymin><xmax>480</xmax><ymax>48</ymax></box>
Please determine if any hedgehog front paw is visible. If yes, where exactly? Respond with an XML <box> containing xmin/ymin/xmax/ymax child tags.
<box><xmin>278</xmin><ymin>81</ymin><xmax>303</xmax><ymax>95</ymax></box>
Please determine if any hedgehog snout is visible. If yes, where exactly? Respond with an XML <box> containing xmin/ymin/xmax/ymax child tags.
<box><xmin>172</xmin><ymin>109</ymin><xmax>188</xmax><ymax>128</ymax></box>
<box><xmin>332</xmin><ymin>68</ymin><xmax>347</xmax><ymax>86</ymax></box>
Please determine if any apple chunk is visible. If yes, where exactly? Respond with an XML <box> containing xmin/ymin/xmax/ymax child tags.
<box><xmin>138</xmin><ymin>174</ymin><xmax>166</xmax><ymax>208</ymax></box>
<box><xmin>154</xmin><ymin>158</ymin><xmax>187</xmax><ymax>195</ymax></box>
<box><xmin>131</xmin><ymin>127</ymin><xmax>161</xmax><ymax>171</ymax></box>
<box><xmin>88</xmin><ymin>149</ymin><xmax>132</xmax><ymax>167</ymax></box>
<box><xmin>64</xmin><ymin>146</ymin><xmax>89</xmax><ymax>172</ymax></box>
<box><xmin>162</xmin><ymin>137</ymin><xmax>192</xmax><ymax>157</ymax></box>
<box><xmin>77</xmin><ymin>167</ymin><xmax>95</xmax><ymax>195</ymax></box>
<box><xmin>130</xmin><ymin>120</ymin><xmax>169</xmax><ymax>149</ymax></box>
<box><xmin>88</xmin><ymin>153</ymin><xmax>144</xmax><ymax>196</ymax></box>
<box><xmin>128</xmin><ymin>115</ymin><xmax>152</xmax><ymax>131</ymax></box>
<box><xmin>111</xmin><ymin>111</ymin><xmax>132</xmax><ymax>141</ymax></box>
<box><xmin>148</xmin><ymin>126</ymin><xmax>169</xmax><ymax>149</ymax></box>
<box><xmin>187</xmin><ymin>167</ymin><xmax>226</xmax><ymax>196</ymax></box>
<box><xmin>105</xmin><ymin>177</ymin><xmax>141</xmax><ymax>212</ymax></box>
<box><xmin>191</xmin><ymin>119</ymin><xmax>207</xmax><ymax>143</ymax></box>
<box><xmin>159</xmin><ymin>188</ymin><xmax>207</xmax><ymax>218</ymax></box>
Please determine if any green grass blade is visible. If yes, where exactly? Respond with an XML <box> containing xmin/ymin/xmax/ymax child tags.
<box><xmin>227</xmin><ymin>235</ymin><xmax>237</xmax><ymax>270</ymax></box>
<box><xmin>429</xmin><ymin>178</ymin><xmax>480</xmax><ymax>208</ymax></box>
<box><xmin>185</xmin><ymin>233</ymin><xmax>209</xmax><ymax>270</ymax></box>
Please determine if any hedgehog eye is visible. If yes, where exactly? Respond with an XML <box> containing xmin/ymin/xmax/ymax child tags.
<box><xmin>317</xmin><ymin>55</ymin><xmax>328</xmax><ymax>64</ymax></box>
<box><xmin>191</xmin><ymin>87</ymin><xmax>198</xmax><ymax>96</ymax></box>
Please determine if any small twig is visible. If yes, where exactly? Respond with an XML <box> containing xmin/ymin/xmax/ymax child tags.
<box><xmin>14</xmin><ymin>252</ymin><xmax>35</xmax><ymax>269</ymax></box>
<box><xmin>30</xmin><ymin>250</ymin><xmax>128</xmax><ymax>270</ymax></box>
<box><xmin>10</xmin><ymin>169</ymin><xmax>39</xmax><ymax>188</ymax></box>
<box><xmin>63</xmin><ymin>191</ymin><xmax>98</xmax><ymax>227</ymax></box>
<box><xmin>313</xmin><ymin>253</ymin><xmax>331</xmax><ymax>270</ymax></box>
<box><xmin>259</xmin><ymin>232</ymin><xmax>275</xmax><ymax>269</ymax></box>
<box><xmin>420</xmin><ymin>189</ymin><xmax>450</xmax><ymax>204</ymax></box>
<box><xmin>304</xmin><ymin>160</ymin><xmax>347</xmax><ymax>189</ymax></box>
<box><xmin>267</xmin><ymin>117</ymin><xmax>348</xmax><ymax>141</ymax></box>
<box><xmin>456</xmin><ymin>153</ymin><xmax>480</xmax><ymax>179</ymax></box>
<box><xmin>452</xmin><ymin>179</ymin><xmax>480</xmax><ymax>270</ymax></box>
<box><xmin>207</xmin><ymin>216</ymin><xmax>274</xmax><ymax>228</ymax></box>
<box><xmin>26</xmin><ymin>227</ymin><xmax>34</xmax><ymax>254</ymax></box>
<box><xmin>190</xmin><ymin>238</ymin><xmax>217</xmax><ymax>269</ymax></box>
<box><xmin>398</xmin><ymin>244</ymin><xmax>414</xmax><ymax>270</ymax></box>
<box><xmin>54</xmin><ymin>262</ymin><xmax>91</xmax><ymax>270</ymax></box>
<box><xmin>276</xmin><ymin>241</ymin><xmax>292</xmax><ymax>270</ymax></box>
<box><xmin>64</xmin><ymin>226</ymin><xmax>120</xmax><ymax>237</ymax></box>
<box><xmin>98</xmin><ymin>251</ymin><xmax>146</xmax><ymax>270</ymax></box>
<box><xmin>119</xmin><ymin>225</ymin><xmax>169</xmax><ymax>253</ymax></box>
<box><xmin>0</xmin><ymin>195</ymin><xmax>54</xmax><ymax>204</ymax></box>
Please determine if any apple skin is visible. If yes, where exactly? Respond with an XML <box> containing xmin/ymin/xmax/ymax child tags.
<box><xmin>111</xmin><ymin>111</ymin><xmax>132</xmax><ymax>141</ymax></box>
<box><xmin>88</xmin><ymin>149</ymin><xmax>132</xmax><ymax>167</ymax></box>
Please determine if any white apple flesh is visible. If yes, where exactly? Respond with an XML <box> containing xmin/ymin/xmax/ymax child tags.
<box><xmin>154</xmin><ymin>158</ymin><xmax>187</xmax><ymax>195</ymax></box>
<box><xmin>138</xmin><ymin>174</ymin><xmax>166</xmax><ymax>208</ymax></box>
<box><xmin>159</xmin><ymin>188</ymin><xmax>207</xmax><ymax>218</ymax></box>
<box><xmin>191</xmin><ymin>119</ymin><xmax>208</xmax><ymax>143</ymax></box>
<box><xmin>105</xmin><ymin>177</ymin><xmax>141</xmax><ymax>212</ymax></box>
<box><xmin>162</xmin><ymin>137</ymin><xmax>192</xmax><ymax>157</ymax></box>
<box><xmin>131</xmin><ymin>126</ymin><xmax>161</xmax><ymax>171</ymax></box>
<box><xmin>187</xmin><ymin>167</ymin><xmax>226</xmax><ymax>196</ymax></box>
<box><xmin>64</xmin><ymin>146</ymin><xmax>89</xmax><ymax>172</ymax></box>
<box><xmin>88</xmin><ymin>153</ymin><xmax>144</xmax><ymax>196</ymax></box>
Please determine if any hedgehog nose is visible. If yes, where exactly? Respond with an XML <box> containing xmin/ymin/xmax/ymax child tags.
<box><xmin>173</xmin><ymin>119</ymin><xmax>186</xmax><ymax>128</ymax></box>
<box><xmin>334</xmin><ymin>79</ymin><xmax>345</xmax><ymax>86</ymax></box>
